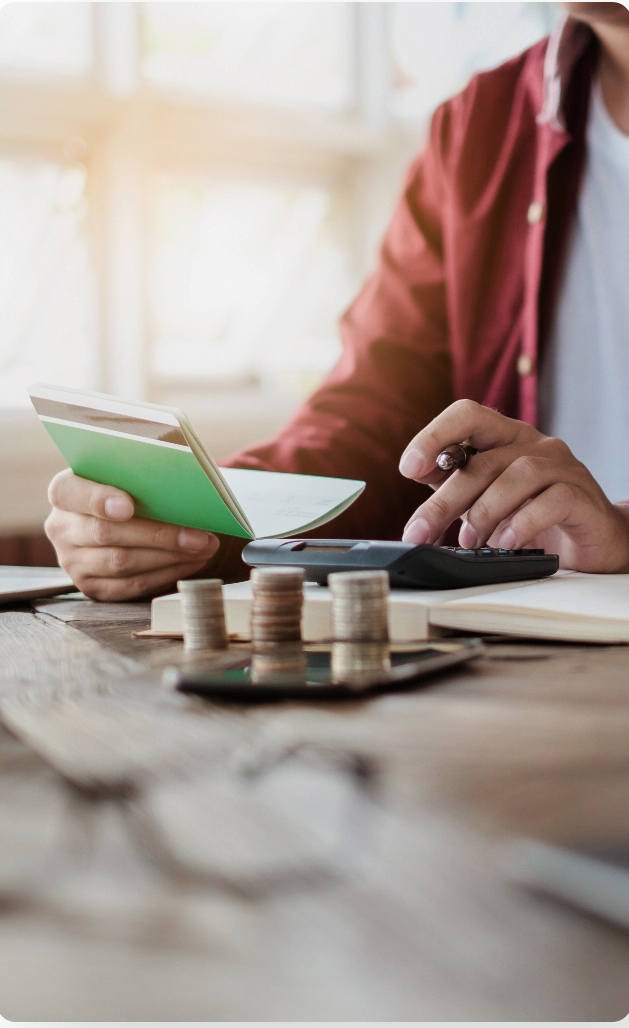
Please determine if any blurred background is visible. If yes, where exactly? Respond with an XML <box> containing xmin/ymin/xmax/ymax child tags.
<box><xmin>0</xmin><ymin>0</ymin><xmax>559</xmax><ymax>560</ymax></box>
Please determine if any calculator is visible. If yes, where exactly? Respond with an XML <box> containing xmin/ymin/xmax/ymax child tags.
<box><xmin>242</xmin><ymin>539</ymin><xmax>559</xmax><ymax>590</ymax></box>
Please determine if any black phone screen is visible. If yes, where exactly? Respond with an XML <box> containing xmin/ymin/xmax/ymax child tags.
<box><xmin>170</xmin><ymin>641</ymin><xmax>483</xmax><ymax>702</ymax></box>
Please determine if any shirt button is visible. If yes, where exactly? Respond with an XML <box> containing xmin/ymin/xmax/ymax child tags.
<box><xmin>527</xmin><ymin>201</ymin><xmax>544</xmax><ymax>224</ymax></box>
<box><xmin>517</xmin><ymin>354</ymin><xmax>535</xmax><ymax>376</ymax></box>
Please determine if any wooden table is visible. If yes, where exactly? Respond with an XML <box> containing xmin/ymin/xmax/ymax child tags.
<box><xmin>1</xmin><ymin>594</ymin><xmax>629</xmax><ymax>1021</ymax></box>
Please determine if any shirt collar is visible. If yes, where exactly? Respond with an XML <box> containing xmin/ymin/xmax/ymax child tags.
<box><xmin>538</xmin><ymin>16</ymin><xmax>597</xmax><ymax>132</ymax></box>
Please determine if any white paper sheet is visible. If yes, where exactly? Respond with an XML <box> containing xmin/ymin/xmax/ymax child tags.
<box><xmin>220</xmin><ymin>467</ymin><xmax>365</xmax><ymax>538</ymax></box>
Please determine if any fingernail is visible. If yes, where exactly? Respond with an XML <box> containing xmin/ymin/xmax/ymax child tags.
<box><xmin>459</xmin><ymin>521</ymin><xmax>478</xmax><ymax>548</ymax></box>
<box><xmin>178</xmin><ymin>529</ymin><xmax>211</xmax><ymax>551</ymax></box>
<box><xmin>399</xmin><ymin>448</ymin><xmax>426</xmax><ymax>479</ymax></box>
<box><xmin>402</xmin><ymin>517</ymin><xmax>430</xmax><ymax>545</ymax></box>
<box><xmin>104</xmin><ymin>496</ymin><xmax>133</xmax><ymax>519</ymax></box>
<box><xmin>498</xmin><ymin>526</ymin><xmax>517</xmax><ymax>549</ymax></box>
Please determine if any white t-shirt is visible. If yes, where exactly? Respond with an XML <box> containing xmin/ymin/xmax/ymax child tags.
<box><xmin>537</xmin><ymin>81</ymin><xmax>629</xmax><ymax>501</ymax></box>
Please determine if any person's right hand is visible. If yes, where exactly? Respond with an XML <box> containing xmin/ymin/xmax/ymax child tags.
<box><xmin>45</xmin><ymin>469</ymin><xmax>220</xmax><ymax>601</ymax></box>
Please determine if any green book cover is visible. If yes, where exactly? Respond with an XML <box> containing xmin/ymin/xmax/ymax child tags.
<box><xmin>29</xmin><ymin>384</ymin><xmax>365</xmax><ymax>539</ymax></box>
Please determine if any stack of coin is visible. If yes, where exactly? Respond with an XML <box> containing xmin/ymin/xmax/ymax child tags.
<box><xmin>331</xmin><ymin>641</ymin><xmax>391</xmax><ymax>683</ymax></box>
<box><xmin>177</xmin><ymin>578</ymin><xmax>229</xmax><ymax>650</ymax></box>
<box><xmin>250</xmin><ymin>566</ymin><xmax>305</xmax><ymax>645</ymax></box>
<box><xmin>328</xmin><ymin>570</ymin><xmax>390</xmax><ymax>642</ymax></box>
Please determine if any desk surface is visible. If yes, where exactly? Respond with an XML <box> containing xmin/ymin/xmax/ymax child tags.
<box><xmin>1</xmin><ymin>595</ymin><xmax>629</xmax><ymax>1021</ymax></box>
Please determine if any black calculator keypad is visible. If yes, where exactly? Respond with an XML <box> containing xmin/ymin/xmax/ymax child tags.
<box><xmin>243</xmin><ymin>539</ymin><xmax>559</xmax><ymax>589</ymax></box>
<box><xmin>449</xmin><ymin>546</ymin><xmax>544</xmax><ymax>558</ymax></box>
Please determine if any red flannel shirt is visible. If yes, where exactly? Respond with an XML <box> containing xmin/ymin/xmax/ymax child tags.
<box><xmin>214</xmin><ymin>16</ymin><xmax>599</xmax><ymax>578</ymax></box>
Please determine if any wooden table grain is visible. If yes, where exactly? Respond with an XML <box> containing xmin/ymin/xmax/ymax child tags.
<box><xmin>0</xmin><ymin>594</ymin><xmax>628</xmax><ymax>1021</ymax></box>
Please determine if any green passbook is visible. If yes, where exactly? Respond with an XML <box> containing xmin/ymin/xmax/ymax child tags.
<box><xmin>29</xmin><ymin>384</ymin><xmax>365</xmax><ymax>539</ymax></box>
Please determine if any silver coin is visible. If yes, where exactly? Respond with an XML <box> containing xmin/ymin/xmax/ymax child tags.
<box><xmin>178</xmin><ymin>578</ymin><xmax>228</xmax><ymax>650</ymax></box>
<box><xmin>248</xmin><ymin>568</ymin><xmax>305</xmax><ymax>643</ymax></box>
<box><xmin>328</xmin><ymin>570</ymin><xmax>389</xmax><ymax>642</ymax></box>
<box><xmin>178</xmin><ymin>578</ymin><xmax>224</xmax><ymax>592</ymax></box>
<box><xmin>250</xmin><ymin>621</ymin><xmax>302</xmax><ymax>636</ymax></box>
<box><xmin>328</xmin><ymin>572</ymin><xmax>388</xmax><ymax>594</ymax></box>
<box><xmin>251</xmin><ymin>567</ymin><xmax>305</xmax><ymax>588</ymax></box>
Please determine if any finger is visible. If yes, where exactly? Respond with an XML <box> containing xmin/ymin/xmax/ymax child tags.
<box><xmin>486</xmin><ymin>510</ymin><xmax>525</xmax><ymax>548</ymax></box>
<box><xmin>47</xmin><ymin>509</ymin><xmax>217</xmax><ymax>555</ymax></box>
<box><xmin>459</xmin><ymin>454</ymin><xmax>559</xmax><ymax>547</ymax></box>
<box><xmin>49</xmin><ymin>469</ymin><xmax>135</xmax><ymax>520</ymax></box>
<box><xmin>399</xmin><ymin>400</ymin><xmax>536</xmax><ymax>482</ymax></box>
<box><xmin>79</xmin><ymin>560</ymin><xmax>211</xmax><ymax>602</ymax></box>
<box><xmin>420</xmin><ymin>467</ymin><xmax>451</xmax><ymax>490</ymax></box>
<box><xmin>486</xmin><ymin>483</ymin><xmax>581</xmax><ymax>551</ymax></box>
<box><xmin>401</xmin><ymin>445</ymin><xmax>522</xmax><ymax>545</ymax></box>
<box><xmin>68</xmin><ymin>546</ymin><xmax>212</xmax><ymax>581</ymax></box>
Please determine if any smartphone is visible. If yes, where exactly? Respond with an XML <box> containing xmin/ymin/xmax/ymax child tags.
<box><xmin>167</xmin><ymin>639</ymin><xmax>484</xmax><ymax>703</ymax></box>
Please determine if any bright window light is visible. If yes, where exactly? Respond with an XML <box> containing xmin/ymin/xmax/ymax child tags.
<box><xmin>0</xmin><ymin>159</ymin><xmax>97</xmax><ymax>407</ymax></box>
<box><xmin>149</xmin><ymin>175</ymin><xmax>355</xmax><ymax>383</ymax></box>
<box><xmin>390</xmin><ymin>2</ymin><xmax>560</xmax><ymax>121</ymax></box>
<box><xmin>0</xmin><ymin>2</ymin><xmax>92</xmax><ymax>77</ymax></box>
<box><xmin>141</xmin><ymin>2</ymin><xmax>353</xmax><ymax>111</ymax></box>
<box><xmin>0</xmin><ymin>2</ymin><xmax>563</xmax><ymax>412</ymax></box>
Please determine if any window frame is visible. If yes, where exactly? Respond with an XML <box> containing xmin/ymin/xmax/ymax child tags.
<box><xmin>0</xmin><ymin>1</ymin><xmax>403</xmax><ymax>407</ymax></box>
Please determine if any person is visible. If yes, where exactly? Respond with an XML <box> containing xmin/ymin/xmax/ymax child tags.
<box><xmin>45</xmin><ymin>2</ymin><xmax>629</xmax><ymax>601</ymax></box>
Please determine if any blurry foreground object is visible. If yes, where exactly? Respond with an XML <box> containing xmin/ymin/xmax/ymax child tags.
<box><xmin>3</xmin><ymin>600</ymin><xmax>629</xmax><ymax>1018</ymax></box>
<box><xmin>503</xmin><ymin>838</ymin><xmax>629</xmax><ymax>934</ymax></box>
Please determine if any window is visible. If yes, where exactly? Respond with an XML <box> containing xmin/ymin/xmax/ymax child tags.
<box><xmin>141</xmin><ymin>3</ymin><xmax>353</xmax><ymax>111</ymax></box>
<box><xmin>0</xmin><ymin>1</ymin><xmax>92</xmax><ymax>77</ymax></box>
<box><xmin>0</xmin><ymin>156</ymin><xmax>96</xmax><ymax>407</ymax></box>
<box><xmin>390</xmin><ymin>2</ymin><xmax>560</xmax><ymax>121</ymax></box>
<box><xmin>150</xmin><ymin>174</ymin><xmax>353</xmax><ymax>385</ymax></box>
<box><xmin>0</xmin><ymin>2</ymin><xmax>556</xmax><ymax>412</ymax></box>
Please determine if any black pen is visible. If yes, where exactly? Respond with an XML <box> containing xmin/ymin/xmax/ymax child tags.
<box><xmin>435</xmin><ymin>442</ymin><xmax>478</xmax><ymax>472</ymax></box>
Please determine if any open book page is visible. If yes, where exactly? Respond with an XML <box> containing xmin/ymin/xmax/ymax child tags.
<box><xmin>220</xmin><ymin>468</ymin><xmax>365</xmax><ymax>539</ymax></box>
<box><xmin>171</xmin><ymin>411</ymin><xmax>253</xmax><ymax>533</ymax></box>
<box><xmin>430</xmin><ymin>571</ymin><xmax>629</xmax><ymax>642</ymax></box>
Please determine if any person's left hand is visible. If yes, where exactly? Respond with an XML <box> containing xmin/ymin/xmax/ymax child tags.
<box><xmin>398</xmin><ymin>399</ymin><xmax>629</xmax><ymax>573</ymax></box>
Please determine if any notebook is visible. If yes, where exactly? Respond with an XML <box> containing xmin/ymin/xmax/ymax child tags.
<box><xmin>145</xmin><ymin>577</ymin><xmax>549</xmax><ymax>642</ymax></box>
<box><xmin>429</xmin><ymin>572</ymin><xmax>629</xmax><ymax>642</ymax></box>
<box><xmin>147</xmin><ymin>571</ymin><xmax>629</xmax><ymax>643</ymax></box>
<box><xmin>29</xmin><ymin>385</ymin><xmax>365</xmax><ymax>540</ymax></box>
